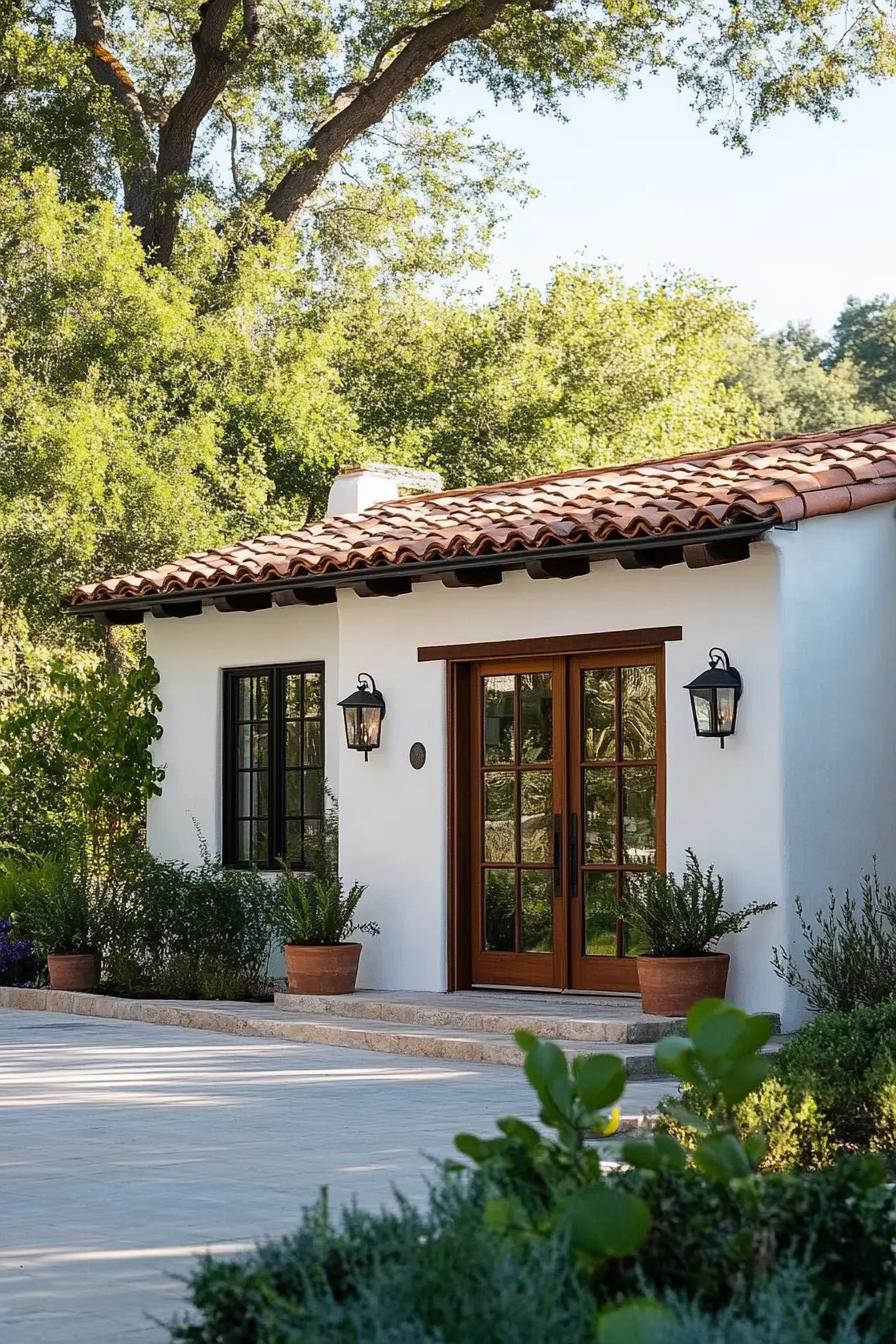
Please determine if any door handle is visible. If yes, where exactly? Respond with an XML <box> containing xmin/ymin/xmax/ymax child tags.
<box><xmin>568</xmin><ymin>813</ymin><xmax>578</xmax><ymax>898</ymax></box>
<box><xmin>552</xmin><ymin>814</ymin><xmax>562</xmax><ymax>896</ymax></box>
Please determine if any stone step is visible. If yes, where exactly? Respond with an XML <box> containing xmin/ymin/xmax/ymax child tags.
<box><xmin>273</xmin><ymin>989</ymin><xmax>781</xmax><ymax>1045</ymax></box>
<box><xmin>0</xmin><ymin>986</ymin><xmax>784</xmax><ymax>1079</ymax></box>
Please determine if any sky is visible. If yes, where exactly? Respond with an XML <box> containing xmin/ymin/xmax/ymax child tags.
<box><xmin>437</xmin><ymin>72</ymin><xmax>895</xmax><ymax>337</ymax></box>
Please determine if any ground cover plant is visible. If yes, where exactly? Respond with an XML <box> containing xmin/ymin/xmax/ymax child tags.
<box><xmin>169</xmin><ymin>1001</ymin><xmax>896</xmax><ymax>1343</ymax></box>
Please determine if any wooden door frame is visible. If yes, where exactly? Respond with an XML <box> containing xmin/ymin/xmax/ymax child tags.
<box><xmin>442</xmin><ymin>627</ymin><xmax>680</xmax><ymax>991</ymax></box>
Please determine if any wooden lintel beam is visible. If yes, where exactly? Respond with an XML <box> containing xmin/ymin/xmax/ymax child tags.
<box><xmin>684</xmin><ymin>539</ymin><xmax>752</xmax><ymax>569</ymax></box>
<box><xmin>525</xmin><ymin>556</ymin><xmax>591</xmax><ymax>581</ymax></box>
<box><xmin>617</xmin><ymin>546</ymin><xmax>684</xmax><ymax>571</ymax></box>
<box><xmin>441</xmin><ymin>568</ymin><xmax>503</xmax><ymax>589</ymax></box>
<box><xmin>272</xmin><ymin>587</ymin><xmax>337</xmax><ymax>607</ymax></box>
<box><xmin>212</xmin><ymin>593</ymin><xmax>273</xmax><ymax>613</ymax></box>
<box><xmin>353</xmin><ymin>577</ymin><xmax>414</xmax><ymax>598</ymax></box>
<box><xmin>154</xmin><ymin>600</ymin><xmax>203</xmax><ymax>619</ymax></box>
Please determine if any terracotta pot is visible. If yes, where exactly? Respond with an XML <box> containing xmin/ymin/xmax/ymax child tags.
<box><xmin>637</xmin><ymin>952</ymin><xmax>730</xmax><ymax>1017</ymax></box>
<box><xmin>284</xmin><ymin>942</ymin><xmax>362</xmax><ymax>995</ymax></box>
<box><xmin>46</xmin><ymin>952</ymin><xmax>99</xmax><ymax>993</ymax></box>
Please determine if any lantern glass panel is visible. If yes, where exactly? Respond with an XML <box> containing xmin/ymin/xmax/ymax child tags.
<box><xmin>343</xmin><ymin>704</ymin><xmax>361</xmax><ymax>748</ymax></box>
<box><xmin>359</xmin><ymin>704</ymin><xmax>382</xmax><ymax>749</ymax></box>
<box><xmin>716</xmin><ymin>686</ymin><xmax>737</xmax><ymax>735</ymax></box>
<box><xmin>691</xmin><ymin>687</ymin><xmax>714</xmax><ymax>735</ymax></box>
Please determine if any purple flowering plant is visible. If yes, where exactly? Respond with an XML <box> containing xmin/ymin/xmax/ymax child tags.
<box><xmin>0</xmin><ymin>916</ymin><xmax>39</xmax><ymax>987</ymax></box>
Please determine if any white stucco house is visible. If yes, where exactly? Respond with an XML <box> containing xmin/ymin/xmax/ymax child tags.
<box><xmin>66</xmin><ymin>421</ymin><xmax>896</xmax><ymax>1029</ymax></box>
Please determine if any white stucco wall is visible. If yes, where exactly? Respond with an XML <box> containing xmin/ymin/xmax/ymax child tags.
<box><xmin>775</xmin><ymin>502</ymin><xmax>896</xmax><ymax>1024</ymax></box>
<box><xmin>143</xmin><ymin>507</ymin><xmax>896</xmax><ymax>1027</ymax></box>
<box><xmin>144</xmin><ymin>603</ymin><xmax>340</xmax><ymax>861</ymax></box>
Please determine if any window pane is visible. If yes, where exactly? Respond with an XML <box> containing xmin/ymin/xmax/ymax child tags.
<box><xmin>237</xmin><ymin>819</ymin><xmax>252</xmax><ymax>862</ymax></box>
<box><xmin>254</xmin><ymin>676</ymin><xmax>269</xmax><ymax>721</ymax></box>
<box><xmin>484</xmin><ymin>676</ymin><xmax>514</xmax><ymax>763</ymax></box>
<box><xmin>283</xmin><ymin>820</ymin><xmax>303</xmax><ymax>866</ymax></box>
<box><xmin>253</xmin><ymin>820</ymin><xmax>269</xmax><ymax>864</ymax></box>
<box><xmin>622</xmin><ymin>872</ymin><xmax>651</xmax><ymax>957</ymax></box>
<box><xmin>583</xmin><ymin>768</ymin><xmax>617</xmax><ymax>863</ymax></box>
<box><xmin>584</xmin><ymin>872</ymin><xmax>618</xmax><ymax>956</ymax></box>
<box><xmin>622</xmin><ymin>666</ymin><xmax>656</xmax><ymax>760</ymax></box>
<box><xmin>622</xmin><ymin>767</ymin><xmax>656</xmax><ymax>865</ymax></box>
<box><xmin>285</xmin><ymin>720</ymin><xmax>301</xmax><ymax>769</ymax></box>
<box><xmin>285</xmin><ymin>674</ymin><xmax>302</xmax><ymax>718</ymax></box>
<box><xmin>519</xmin><ymin>673</ymin><xmax>552</xmax><ymax>762</ymax></box>
<box><xmin>303</xmin><ymin>719</ymin><xmax>322</xmax><ymax>767</ymax></box>
<box><xmin>285</xmin><ymin>770</ymin><xmax>301</xmax><ymax>817</ymax></box>
<box><xmin>238</xmin><ymin>677</ymin><xmax>253</xmax><ymax>721</ymax></box>
<box><xmin>303</xmin><ymin>769</ymin><xmax>324</xmax><ymax>817</ymax></box>
<box><xmin>237</xmin><ymin>770</ymin><xmax>254</xmax><ymax>817</ymax></box>
<box><xmin>238</xmin><ymin>724</ymin><xmax>252</xmax><ymax>770</ymax></box>
<box><xmin>583</xmin><ymin>671</ymin><xmax>616</xmax><ymax>760</ymax></box>
<box><xmin>520</xmin><ymin>770</ymin><xmax>552</xmax><ymax>863</ymax></box>
<box><xmin>251</xmin><ymin>724</ymin><xmax>269</xmax><ymax>768</ymax></box>
<box><xmin>484</xmin><ymin>772</ymin><xmax>516</xmax><ymax>863</ymax></box>
<box><xmin>484</xmin><ymin>869</ymin><xmax>516</xmax><ymax>952</ymax></box>
<box><xmin>520</xmin><ymin>870</ymin><xmax>553</xmax><ymax>953</ymax></box>
<box><xmin>304</xmin><ymin>672</ymin><xmax>321</xmax><ymax>718</ymax></box>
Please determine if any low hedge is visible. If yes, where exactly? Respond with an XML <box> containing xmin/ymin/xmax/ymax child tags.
<box><xmin>660</xmin><ymin>1003</ymin><xmax>896</xmax><ymax>1170</ymax></box>
<box><xmin>170</xmin><ymin>1157</ymin><xmax>896</xmax><ymax>1344</ymax></box>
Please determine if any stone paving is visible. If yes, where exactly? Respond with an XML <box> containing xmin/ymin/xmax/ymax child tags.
<box><xmin>0</xmin><ymin>1008</ymin><xmax>671</xmax><ymax>1344</ymax></box>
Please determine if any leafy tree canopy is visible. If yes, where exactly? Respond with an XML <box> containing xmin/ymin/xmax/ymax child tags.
<box><xmin>1</xmin><ymin>1</ymin><xmax>894</xmax><ymax>268</ymax></box>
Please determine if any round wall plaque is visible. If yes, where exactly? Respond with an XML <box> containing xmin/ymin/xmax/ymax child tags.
<box><xmin>409</xmin><ymin>742</ymin><xmax>427</xmax><ymax>770</ymax></box>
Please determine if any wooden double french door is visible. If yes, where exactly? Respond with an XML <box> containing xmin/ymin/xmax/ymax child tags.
<box><xmin>468</xmin><ymin>650</ymin><xmax>665</xmax><ymax>992</ymax></box>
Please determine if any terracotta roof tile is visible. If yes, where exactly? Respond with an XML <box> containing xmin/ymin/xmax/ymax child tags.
<box><xmin>66</xmin><ymin>421</ymin><xmax>896</xmax><ymax>608</ymax></box>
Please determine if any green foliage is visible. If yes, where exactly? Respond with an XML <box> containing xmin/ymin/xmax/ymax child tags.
<box><xmin>270</xmin><ymin>795</ymin><xmax>378</xmax><ymax>947</ymax></box>
<box><xmin>272</xmin><ymin>865</ymin><xmax>379</xmax><ymax>948</ymax></box>
<box><xmin>0</xmin><ymin>852</ymin><xmax>62</xmax><ymax>922</ymax></box>
<box><xmin>12</xmin><ymin>862</ymin><xmax>94</xmax><ymax>955</ymax></box>
<box><xmin>0</xmin><ymin>637</ymin><xmax>164</xmax><ymax>868</ymax></box>
<box><xmin>101</xmin><ymin>845</ymin><xmax>276</xmax><ymax>1000</ymax></box>
<box><xmin>171</xmin><ymin>1179</ymin><xmax>598</xmax><ymax>1344</ymax></box>
<box><xmin>772</xmin><ymin>865</ymin><xmax>896</xmax><ymax>1012</ymax></box>
<box><xmin>619</xmin><ymin>851</ymin><xmax>776</xmax><ymax>958</ymax></box>
<box><xmin>659</xmin><ymin>1003</ymin><xmax>896</xmax><ymax>1173</ymax></box>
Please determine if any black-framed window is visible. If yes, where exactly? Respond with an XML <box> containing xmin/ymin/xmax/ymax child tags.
<box><xmin>223</xmin><ymin>663</ymin><xmax>324</xmax><ymax>869</ymax></box>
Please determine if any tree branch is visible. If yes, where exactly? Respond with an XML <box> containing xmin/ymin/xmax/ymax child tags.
<box><xmin>264</xmin><ymin>0</ymin><xmax>527</xmax><ymax>228</ymax></box>
<box><xmin>69</xmin><ymin>1</ymin><xmax>157</xmax><ymax>239</ymax></box>
<box><xmin>151</xmin><ymin>0</ymin><xmax>249</xmax><ymax>263</ymax></box>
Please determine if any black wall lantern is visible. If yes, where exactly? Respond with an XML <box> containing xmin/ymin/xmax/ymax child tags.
<box><xmin>685</xmin><ymin>648</ymin><xmax>742</xmax><ymax>748</ymax></box>
<box><xmin>339</xmin><ymin>673</ymin><xmax>386</xmax><ymax>760</ymax></box>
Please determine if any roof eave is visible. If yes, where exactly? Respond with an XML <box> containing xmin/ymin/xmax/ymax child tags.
<box><xmin>62</xmin><ymin>520</ymin><xmax>779</xmax><ymax>619</ymax></box>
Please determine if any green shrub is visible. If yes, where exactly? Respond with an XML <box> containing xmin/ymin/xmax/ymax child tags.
<box><xmin>620</xmin><ymin>850</ymin><xmax>775</xmax><ymax>957</ymax></box>
<box><xmin>772</xmin><ymin>867</ymin><xmax>896</xmax><ymax>1011</ymax></box>
<box><xmin>659</xmin><ymin>1003</ymin><xmax>896</xmax><ymax>1170</ymax></box>
<box><xmin>0</xmin><ymin>852</ymin><xmax>64</xmax><ymax>923</ymax></box>
<box><xmin>103</xmin><ymin>846</ymin><xmax>275</xmax><ymax>999</ymax></box>
<box><xmin>171</xmin><ymin>1181</ymin><xmax>596</xmax><ymax>1344</ymax></box>
<box><xmin>170</xmin><ymin>1161</ymin><xmax>895</xmax><ymax>1344</ymax></box>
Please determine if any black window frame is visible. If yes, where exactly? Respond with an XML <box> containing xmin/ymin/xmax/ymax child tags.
<box><xmin>222</xmin><ymin>661</ymin><xmax>325</xmax><ymax>870</ymax></box>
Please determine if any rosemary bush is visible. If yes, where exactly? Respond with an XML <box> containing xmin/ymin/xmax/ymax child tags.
<box><xmin>621</xmin><ymin>850</ymin><xmax>775</xmax><ymax>957</ymax></box>
<box><xmin>771</xmin><ymin>866</ymin><xmax>896</xmax><ymax>1011</ymax></box>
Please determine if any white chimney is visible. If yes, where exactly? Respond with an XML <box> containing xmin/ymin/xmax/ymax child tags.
<box><xmin>326</xmin><ymin>462</ymin><xmax>443</xmax><ymax>517</ymax></box>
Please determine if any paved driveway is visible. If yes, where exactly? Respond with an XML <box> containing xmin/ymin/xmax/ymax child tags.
<box><xmin>0</xmin><ymin>1008</ymin><xmax>668</xmax><ymax>1343</ymax></box>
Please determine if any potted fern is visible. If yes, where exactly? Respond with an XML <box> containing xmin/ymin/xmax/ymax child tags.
<box><xmin>620</xmin><ymin>851</ymin><xmax>775</xmax><ymax>1015</ymax></box>
<box><xmin>272</xmin><ymin>795</ymin><xmax>379</xmax><ymax>995</ymax></box>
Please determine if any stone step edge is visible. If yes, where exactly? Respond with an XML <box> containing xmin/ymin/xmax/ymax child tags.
<box><xmin>272</xmin><ymin>991</ymin><xmax>689</xmax><ymax>1043</ymax></box>
<box><xmin>0</xmin><ymin>985</ymin><xmax>668</xmax><ymax>1077</ymax></box>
